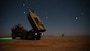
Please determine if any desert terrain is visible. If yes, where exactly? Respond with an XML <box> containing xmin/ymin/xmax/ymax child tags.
<box><xmin>0</xmin><ymin>36</ymin><xmax>90</xmax><ymax>51</ymax></box>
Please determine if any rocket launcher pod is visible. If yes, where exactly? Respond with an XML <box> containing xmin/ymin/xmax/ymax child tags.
<box><xmin>28</xmin><ymin>9</ymin><xmax>46</xmax><ymax>32</ymax></box>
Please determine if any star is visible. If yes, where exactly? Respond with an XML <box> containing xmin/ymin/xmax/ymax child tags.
<box><xmin>24</xmin><ymin>12</ymin><xmax>25</xmax><ymax>14</ymax></box>
<box><xmin>23</xmin><ymin>3</ymin><xmax>25</xmax><ymax>6</ymax></box>
<box><xmin>76</xmin><ymin>17</ymin><xmax>78</xmax><ymax>20</ymax></box>
<box><xmin>46</xmin><ymin>16</ymin><xmax>48</xmax><ymax>19</ymax></box>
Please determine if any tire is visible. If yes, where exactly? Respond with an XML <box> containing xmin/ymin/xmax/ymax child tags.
<box><xmin>36</xmin><ymin>33</ymin><xmax>41</xmax><ymax>40</ymax></box>
<box><xmin>27</xmin><ymin>33</ymin><xmax>35</xmax><ymax>40</ymax></box>
<box><xmin>20</xmin><ymin>34</ymin><xmax>26</xmax><ymax>39</ymax></box>
<box><xmin>36</xmin><ymin>36</ymin><xmax>40</xmax><ymax>40</ymax></box>
<box><xmin>12</xmin><ymin>34</ymin><xmax>16</xmax><ymax>39</ymax></box>
<box><xmin>20</xmin><ymin>36</ymin><xmax>24</xmax><ymax>39</ymax></box>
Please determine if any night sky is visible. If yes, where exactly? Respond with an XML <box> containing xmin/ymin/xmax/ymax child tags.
<box><xmin>0</xmin><ymin>0</ymin><xmax>90</xmax><ymax>36</ymax></box>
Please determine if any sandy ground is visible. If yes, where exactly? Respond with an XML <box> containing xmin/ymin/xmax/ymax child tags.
<box><xmin>0</xmin><ymin>36</ymin><xmax>90</xmax><ymax>51</ymax></box>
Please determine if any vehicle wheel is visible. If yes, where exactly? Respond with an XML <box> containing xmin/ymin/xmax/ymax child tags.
<box><xmin>20</xmin><ymin>36</ymin><xmax>24</xmax><ymax>39</ymax></box>
<box><xmin>27</xmin><ymin>33</ymin><xmax>35</xmax><ymax>40</ymax></box>
<box><xmin>12</xmin><ymin>34</ymin><xmax>16</xmax><ymax>39</ymax></box>
<box><xmin>36</xmin><ymin>36</ymin><xmax>40</xmax><ymax>40</ymax></box>
<box><xmin>36</xmin><ymin>33</ymin><xmax>41</xmax><ymax>40</ymax></box>
<box><xmin>20</xmin><ymin>34</ymin><xmax>26</xmax><ymax>39</ymax></box>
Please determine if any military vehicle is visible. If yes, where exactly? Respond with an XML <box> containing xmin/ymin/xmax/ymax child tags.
<box><xmin>11</xmin><ymin>9</ymin><xmax>46</xmax><ymax>40</ymax></box>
